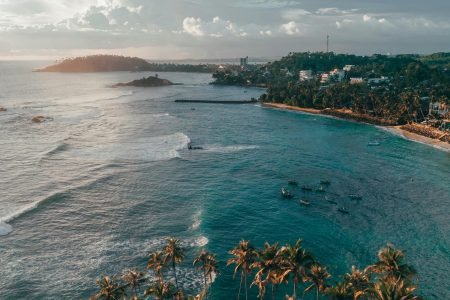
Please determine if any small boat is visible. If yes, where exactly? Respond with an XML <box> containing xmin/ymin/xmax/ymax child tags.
<box><xmin>348</xmin><ymin>194</ymin><xmax>362</xmax><ymax>200</ymax></box>
<box><xmin>367</xmin><ymin>141</ymin><xmax>380</xmax><ymax>146</ymax></box>
<box><xmin>281</xmin><ymin>187</ymin><xmax>294</xmax><ymax>198</ymax></box>
<box><xmin>299</xmin><ymin>199</ymin><xmax>311</xmax><ymax>206</ymax></box>
<box><xmin>320</xmin><ymin>180</ymin><xmax>331</xmax><ymax>185</ymax></box>
<box><xmin>288</xmin><ymin>180</ymin><xmax>298</xmax><ymax>186</ymax></box>
<box><xmin>338</xmin><ymin>207</ymin><xmax>350</xmax><ymax>214</ymax></box>
<box><xmin>316</xmin><ymin>186</ymin><xmax>326</xmax><ymax>193</ymax></box>
<box><xmin>301</xmin><ymin>185</ymin><xmax>313</xmax><ymax>191</ymax></box>
<box><xmin>327</xmin><ymin>200</ymin><xmax>338</xmax><ymax>205</ymax></box>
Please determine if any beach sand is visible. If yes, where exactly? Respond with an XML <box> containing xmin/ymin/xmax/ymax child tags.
<box><xmin>261</xmin><ymin>102</ymin><xmax>450</xmax><ymax>152</ymax></box>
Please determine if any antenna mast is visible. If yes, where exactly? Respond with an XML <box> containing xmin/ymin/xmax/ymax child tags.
<box><xmin>326</xmin><ymin>34</ymin><xmax>329</xmax><ymax>52</ymax></box>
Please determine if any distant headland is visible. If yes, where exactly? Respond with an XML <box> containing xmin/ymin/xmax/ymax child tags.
<box><xmin>35</xmin><ymin>55</ymin><xmax>217</xmax><ymax>73</ymax></box>
<box><xmin>112</xmin><ymin>76</ymin><xmax>174</xmax><ymax>87</ymax></box>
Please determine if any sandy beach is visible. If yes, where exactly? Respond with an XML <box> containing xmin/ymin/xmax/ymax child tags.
<box><xmin>262</xmin><ymin>102</ymin><xmax>450</xmax><ymax>152</ymax></box>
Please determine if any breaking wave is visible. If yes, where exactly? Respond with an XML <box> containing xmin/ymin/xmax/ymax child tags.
<box><xmin>199</xmin><ymin>144</ymin><xmax>259</xmax><ymax>154</ymax></box>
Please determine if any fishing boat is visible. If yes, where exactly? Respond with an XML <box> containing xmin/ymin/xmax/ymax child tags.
<box><xmin>301</xmin><ymin>185</ymin><xmax>313</xmax><ymax>191</ymax></box>
<box><xmin>316</xmin><ymin>186</ymin><xmax>326</xmax><ymax>193</ymax></box>
<box><xmin>299</xmin><ymin>199</ymin><xmax>311</xmax><ymax>206</ymax></box>
<box><xmin>367</xmin><ymin>141</ymin><xmax>380</xmax><ymax>146</ymax></box>
<box><xmin>320</xmin><ymin>180</ymin><xmax>331</xmax><ymax>185</ymax></box>
<box><xmin>338</xmin><ymin>207</ymin><xmax>350</xmax><ymax>214</ymax></box>
<box><xmin>327</xmin><ymin>199</ymin><xmax>338</xmax><ymax>205</ymax></box>
<box><xmin>348</xmin><ymin>194</ymin><xmax>362</xmax><ymax>200</ymax></box>
<box><xmin>288</xmin><ymin>180</ymin><xmax>298</xmax><ymax>186</ymax></box>
<box><xmin>281</xmin><ymin>187</ymin><xmax>294</xmax><ymax>198</ymax></box>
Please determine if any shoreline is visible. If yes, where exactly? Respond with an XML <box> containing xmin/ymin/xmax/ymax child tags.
<box><xmin>261</xmin><ymin>102</ymin><xmax>450</xmax><ymax>152</ymax></box>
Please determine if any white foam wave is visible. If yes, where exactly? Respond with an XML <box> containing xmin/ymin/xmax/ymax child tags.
<box><xmin>190</xmin><ymin>210</ymin><xmax>202</xmax><ymax>230</ymax></box>
<box><xmin>69</xmin><ymin>132</ymin><xmax>191</xmax><ymax>162</ymax></box>
<box><xmin>0</xmin><ymin>222</ymin><xmax>12</xmax><ymax>236</ymax></box>
<box><xmin>191</xmin><ymin>236</ymin><xmax>209</xmax><ymax>247</ymax></box>
<box><xmin>200</xmin><ymin>144</ymin><xmax>259</xmax><ymax>154</ymax></box>
<box><xmin>103</xmin><ymin>90</ymin><xmax>135</xmax><ymax>100</ymax></box>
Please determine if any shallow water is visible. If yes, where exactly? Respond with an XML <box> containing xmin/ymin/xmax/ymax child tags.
<box><xmin>0</xmin><ymin>61</ymin><xmax>449</xmax><ymax>299</ymax></box>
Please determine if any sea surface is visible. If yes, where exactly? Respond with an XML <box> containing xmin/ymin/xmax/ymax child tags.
<box><xmin>0</xmin><ymin>61</ymin><xmax>449</xmax><ymax>299</ymax></box>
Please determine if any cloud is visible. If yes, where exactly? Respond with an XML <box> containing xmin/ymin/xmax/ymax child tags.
<box><xmin>280</xmin><ymin>21</ymin><xmax>301</xmax><ymax>35</ymax></box>
<box><xmin>182</xmin><ymin>17</ymin><xmax>204</xmax><ymax>37</ymax></box>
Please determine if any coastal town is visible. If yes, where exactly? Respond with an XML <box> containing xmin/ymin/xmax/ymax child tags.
<box><xmin>212</xmin><ymin>52</ymin><xmax>450</xmax><ymax>146</ymax></box>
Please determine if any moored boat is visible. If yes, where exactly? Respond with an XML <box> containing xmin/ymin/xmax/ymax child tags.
<box><xmin>348</xmin><ymin>194</ymin><xmax>362</xmax><ymax>200</ymax></box>
<box><xmin>299</xmin><ymin>199</ymin><xmax>311</xmax><ymax>206</ymax></box>
<box><xmin>301</xmin><ymin>185</ymin><xmax>313</xmax><ymax>191</ymax></box>
<box><xmin>338</xmin><ymin>207</ymin><xmax>350</xmax><ymax>214</ymax></box>
<box><xmin>281</xmin><ymin>187</ymin><xmax>294</xmax><ymax>198</ymax></box>
<box><xmin>288</xmin><ymin>180</ymin><xmax>298</xmax><ymax>186</ymax></box>
<box><xmin>320</xmin><ymin>180</ymin><xmax>331</xmax><ymax>185</ymax></box>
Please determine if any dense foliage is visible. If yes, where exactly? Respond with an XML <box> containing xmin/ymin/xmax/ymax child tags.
<box><xmin>36</xmin><ymin>55</ymin><xmax>217</xmax><ymax>73</ymax></box>
<box><xmin>212</xmin><ymin>52</ymin><xmax>450</xmax><ymax>125</ymax></box>
<box><xmin>89</xmin><ymin>238</ymin><xmax>421</xmax><ymax>300</ymax></box>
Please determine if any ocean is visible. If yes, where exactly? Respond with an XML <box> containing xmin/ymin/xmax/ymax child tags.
<box><xmin>0</xmin><ymin>61</ymin><xmax>449</xmax><ymax>299</ymax></box>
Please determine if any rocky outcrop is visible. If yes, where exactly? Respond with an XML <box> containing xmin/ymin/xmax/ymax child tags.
<box><xmin>0</xmin><ymin>106</ymin><xmax>6</xmax><ymax>112</ymax></box>
<box><xmin>112</xmin><ymin>76</ymin><xmax>174</xmax><ymax>87</ymax></box>
<box><xmin>401</xmin><ymin>123</ymin><xmax>450</xmax><ymax>144</ymax></box>
<box><xmin>32</xmin><ymin>116</ymin><xmax>52</xmax><ymax>123</ymax></box>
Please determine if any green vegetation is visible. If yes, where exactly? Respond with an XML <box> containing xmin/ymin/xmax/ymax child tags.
<box><xmin>89</xmin><ymin>238</ymin><xmax>421</xmax><ymax>300</ymax></box>
<box><xmin>112</xmin><ymin>76</ymin><xmax>174</xmax><ymax>87</ymax></box>
<box><xmin>36</xmin><ymin>55</ymin><xmax>217</xmax><ymax>73</ymax></box>
<box><xmin>212</xmin><ymin>52</ymin><xmax>450</xmax><ymax>126</ymax></box>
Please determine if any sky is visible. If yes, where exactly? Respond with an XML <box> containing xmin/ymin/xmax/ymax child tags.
<box><xmin>0</xmin><ymin>0</ymin><xmax>449</xmax><ymax>60</ymax></box>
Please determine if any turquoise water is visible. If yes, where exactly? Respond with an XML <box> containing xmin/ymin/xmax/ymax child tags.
<box><xmin>0</xmin><ymin>61</ymin><xmax>449</xmax><ymax>299</ymax></box>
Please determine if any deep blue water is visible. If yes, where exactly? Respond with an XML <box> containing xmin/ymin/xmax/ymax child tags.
<box><xmin>0</xmin><ymin>61</ymin><xmax>449</xmax><ymax>299</ymax></box>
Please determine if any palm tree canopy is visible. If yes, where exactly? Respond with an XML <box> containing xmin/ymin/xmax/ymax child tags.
<box><xmin>277</xmin><ymin>239</ymin><xmax>314</xmax><ymax>284</ymax></box>
<box><xmin>90</xmin><ymin>275</ymin><xmax>126</xmax><ymax>300</ymax></box>
<box><xmin>368</xmin><ymin>244</ymin><xmax>417</xmax><ymax>282</ymax></box>
<box><xmin>144</xmin><ymin>281</ymin><xmax>176</xmax><ymax>299</ymax></box>
<box><xmin>147</xmin><ymin>251</ymin><xmax>165</xmax><ymax>275</ymax></box>
<box><xmin>121</xmin><ymin>269</ymin><xmax>145</xmax><ymax>291</ymax></box>
<box><xmin>227</xmin><ymin>240</ymin><xmax>258</xmax><ymax>276</ymax></box>
<box><xmin>163</xmin><ymin>237</ymin><xmax>186</xmax><ymax>265</ymax></box>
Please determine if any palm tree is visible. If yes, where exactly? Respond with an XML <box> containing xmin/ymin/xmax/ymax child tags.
<box><xmin>147</xmin><ymin>251</ymin><xmax>165</xmax><ymax>282</ymax></box>
<box><xmin>277</xmin><ymin>239</ymin><xmax>314</xmax><ymax>299</ymax></box>
<box><xmin>90</xmin><ymin>275</ymin><xmax>126</xmax><ymax>300</ymax></box>
<box><xmin>369</xmin><ymin>278</ymin><xmax>421</xmax><ymax>300</ymax></box>
<box><xmin>121</xmin><ymin>269</ymin><xmax>145</xmax><ymax>299</ymax></box>
<box><xmin>367</xmin><ymin>244</ymin><xmax>416</xmax><ymax>282</ymax></box>
<box><xmin>344</xmin><ymin>266</ymin><xmax>371</xmax><ymax>299</ymax></box>
<box><xmin>144</xmin><ymin>280</ymin><xmax>176</xmax><ymax>300</ymax></box>
<box><xmin>251</xmin><ymin>242</ymin><xmax>281</xmax><ymax>300</ymax></box>
<box><xmin>227</xmin><ymin>240</ymin><xmax>258</xmax><ymax>300</ymax></box>
<box><xmin>325</xmin><ymin>281</ymin><xmax>352</xmax><ymax>300</ymax></box>
<box><xmin>304</xmin><ymin>263</ymin><xmax>331</xmax><ymax>300</ymax></box>
<box><xmin>193</xmin><ymin>249</ymin><xmax>219</xmax><ymax>299</ymax></box>
<box><xmin>163</xmin><ymin>237</ymin><xmax>186</xmax><ymax>290</ymax></box>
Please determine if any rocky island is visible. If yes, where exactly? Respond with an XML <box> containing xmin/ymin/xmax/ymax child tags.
<box><xmin>112</xmin><ymin>76</ymin><xmax>174</xmax><ymax>87</ymax></box>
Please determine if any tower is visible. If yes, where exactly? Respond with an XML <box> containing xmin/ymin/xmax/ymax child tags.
<box><xmin>326</xmin><ymin>34</ymin><xmax>329</xmax><ymax>53</ymax></box>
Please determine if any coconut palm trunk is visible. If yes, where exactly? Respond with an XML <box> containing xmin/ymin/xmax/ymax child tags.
<box><xmin>238</xmin><ymin>270</ymin><xmax>244</xmax><ymax>300</ymax></box>
<box><xmin>172</xmin><ymin>259</ymin><xmax>179</xmax><ymax>289</ymax></box>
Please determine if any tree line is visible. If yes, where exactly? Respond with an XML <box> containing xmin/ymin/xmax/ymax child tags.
<box><xmin>89</xmin><ymin>238</ymin><xmax>421</xmax><ymax>300</ymax></box>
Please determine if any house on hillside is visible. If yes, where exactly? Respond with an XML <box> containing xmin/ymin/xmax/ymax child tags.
<box><xmin>299</xmin><ymin>70</ymin><xmax>313</xmax><ymax>81</ymax></box>
<box><xmin>350</xmin><ymin>77</ymin><xmax>364</xmax><ymax>84</ymax></box>
<box><xmin>429</xmin><ymin>102</ymin><xmax>449</xmax><ymax>118</ymax></box>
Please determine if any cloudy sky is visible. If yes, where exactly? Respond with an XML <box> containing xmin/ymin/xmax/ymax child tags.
<box><xmin>1</xmin><ymin>0</ymin><xmax>449</xmax><ymax>60</ymax></box>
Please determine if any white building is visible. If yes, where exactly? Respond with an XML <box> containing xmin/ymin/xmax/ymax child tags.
<box><xmin>350</xmin><ymin>77</ymin><xmax>364</xmax><ymax>84</ymax></box>
<box><xmin>368</xmin><ymin>76</ymin><xmax>389</xmax><ymax>84</ymax></box>
<box><xmin>329</xmin><ymin>68</ymin><xmax>345</xmax><ymax>82</ymax></box>
<box><xmin>299</xmin><ymin>70</ymin><xmax>313</xmax><ymax>81</ymax></box>
<box><xmin>429</xmin><ymin>102</ymin><xmax>449</xmax><ymax>117</ymax></box>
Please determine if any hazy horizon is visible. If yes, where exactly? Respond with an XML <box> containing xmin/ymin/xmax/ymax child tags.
<box><xmin>1</xmin><ymin>0</ymin><xmax>449</xmax><ymax>60</ymax></box>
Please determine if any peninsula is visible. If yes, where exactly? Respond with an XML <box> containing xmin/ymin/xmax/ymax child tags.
<box><xmin>213</xmin><ymin>52</ymin><xmax>450</xmax><ymax>147</ymax></box>
<box><xmin>35</xmin><ymin>55</ymin><xmax>218</xmax><ymax>73</ymax></box>
<box><xmin>112</xmin><ymin>76</ymin><xmax>174</xmax><ymax>87</ymax></box>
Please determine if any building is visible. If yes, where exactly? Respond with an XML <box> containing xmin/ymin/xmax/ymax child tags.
<box><xmin>367</xmin><ymin>76</ymin><xmax>389</xmax><ymax>85</ymax></box>
<box><xmin>320</xmin><ymin>73</ymin><xmax>330</xmax><ymax>83</ymax></box>
<box><xmin>299</xmin><ymin>70</ymin><xmax>313</xmax><ymax>81</ymax></box>
<box><xmin>429</xmin><ymin>102</ymin><xmax>449</xmax><ymax>117</ymax></box>
<box><xmin>343</xmin><ymin>65</ymin><xmax>355</xmax><ymax>72</ymax></box>
<box><xmin>240</xmin><ymin>56</ymin><xmax>248</xmax><ymax>67</ymax></box>
<box><xmin>350</xmin><ymin>77</ymin><xmax>364</xmax><ymax>84</ymax></box>
<box><xmin>329</xmin><ymin>68</ymin><xmax>345</xmax><ymax>82</ymax></box>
